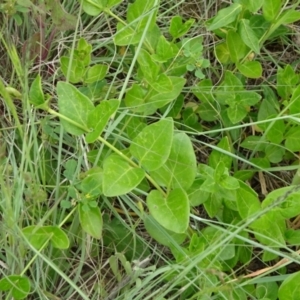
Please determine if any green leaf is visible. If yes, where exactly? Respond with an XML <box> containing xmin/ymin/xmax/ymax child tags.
<box><xmin>237</xmin><ymin>0</ymin><xmax>262</xmax><ymax>12</ymax></box>
<box><xmin>150</xmin><ymin>132</ymin><xmax>197</xmax><ymax>190</ymax></box>
<box><xmin>266</xmin><ymin>119</ymin><xmax>285</xmax><ymax>144</ymax></box>
<box><xmin>127</xmin><ymin>0</ymin><xmax>157</xmax><ymax>31</ymax></box>
<box><xmin>29</xmin><ymin>74</ymin><xmax>45</xmax><ymax>107</ymax></box>
<box><xmin>153</xmin><ymin>35</ymin><xmax>175</xmax><ymax>62</ymax></box>
<box><xmin>236</xmin><ymin>185</ymin><xmax>260</xmax><ymax>219</ymax></box>
<box><xmin>241</xmin><ymin>135</ymin><xmax>267</xmax><ymax>151</ymax></box>
<box><xmin>240</xmin><ymin>91</ymin><xmax>261</xmax><ymax>106</ymax></box>
<box><xmin>169</xmin><ymin>16</ymin><xmax>195</xmax><ymax>39</ymax></box>
<box><xmin>137</xmin><ymin>48</ymin><xmax>160</xmax><ymax>81</ymax></box>
<box><xmin>197</xmin><ymin>102</ymin><xmax>219</xmax><ymax>121</ymax></box>
<box><xmin>85</xmin><ymin>64</ymin><xmax>108</xmax><ymax>84</ymax></box>
<box><xmin>238</xmin><ymin>19</ymin><xmax>260</xmax><ymax>54</ymax></box>
<box><xmin>285</xmin><ymin>229</ymin><xmax>300</xmax><ymax>245</ymax></box>
<box><xmin>60</xmin><ymin>56</ymin><xmax>85</xmax><ymax>83</ymax></box>
<box><xmin>203</xmin><ymin>193</ymin><xmax>223</xmax><ymax>218</ymax></box>
<box><xmin>187</xmin><ymin>178</ymin><xmax>209</xmax><ymax>206</ymax></box>
<box><xmin>285</xmin><ymin>126</ymin><xmax>300</xmax><ymax>152</ymax></box>
<box><xmin>80</xmin><ymin>167</ymin><xmax>103</xmax><ymax>196</ymax></box>
<box><xmin>237</xmin><ymin>61</ymin><xmax>262</xmax><ymax>78</ymax></box>
<box><xmin>124</xmin><ymin>83</ymin><xmax>147</xmax><ymax>112</ymax></box>
<box><xmin>78</xmin><ymin>204</ymin><xmax>103</xmax><ymax>239</ymax></box>
<box><xmin>144</xmin><ymin>215</ymin><xmax>186</xmax><ymax>246</ymax></box>
<box><xmin>207</xmin><ymin>3</ymin><xmax>242</xmax><ymax>31</ymax></box>
<box><xmin>125</xmin><ymin>115</ymin><xmax>147</xmax><ymax>139</ymax></box>
<box><xmin>147</xmin><ymin>188</ymin><xmax>189</xmax><ymax>233</ymax></box>
<box><xmin>150</xmin><ymin>74</ymin><xmax>173</xmax><ymax>93</ymax></box>
<box><xmin>130</xmin><ymin>118</ymin><xmax>173</xmax><ymax>171</ymax></box>
<box><xmin>209</xmin><ymin>136</ymin><xmax>233</xmax><ymax>170</ymax></box>
<box><xmin>215</xmin><ymin>42</ymin><xmax>231</xmax><ymax>64</ymax></box>
<box><xmin>289</xmin><ymin>85</ymin><xmax>300</xmax><ymax>115</ymax></box>
<box><xmin>114</xmin><ymin>22</ymin><xmax>143</xmax><ymax>46</ymax></box>
<box><xmin>57</xmin><ymin>81</ymin><xmax>94</xmax><ymax>135</ymax></box>
<box><xmin>86</xmin><ymin>99</ymin><xmax>119</xmax><ymax>143</ymax></box>
<box><xmin>103</xmin><ymin>217</ymin><xmax>150</xmax><ymax>260</ymax></box>
<box><xmin>277</xmin><ymin>9</ymin><xmax>300</xmax><ymax>25</ymax></box>
<box><xmin>103</xmin><ymin>154</ymin><xmax>145</xmax><ymax>196</ymax></box>
<box><xmin>258</xmin><ymin>87</ymin><xmax>279</xmax><ymax>130</ymax></box>
<box><xmin>251</xmin><ymin>210</ymin><xmax>286</xmax><ymax>248</ymax></box>
<box><xmin>278</xmin><ymin>271</ymin><xmax>300</xmax><ymax>300</ymax></box>
<box><xmin>265</xmin><ymin>144</ymin><xmax>285</xmax><ymax>163</ymax></box>
<box><xmin>277</xmin><ymin>65</ymin><xmax>299</xmax><ymax>99</ymax></box>
<box><xmin>263</xmin><ymin>0</ymin><xmax>281</xmax><ymax>22</ymax></box>
<box><xmin>23</xmin><ymin>226</ymin><xmax>69</xmax><ymax>249</ymax></box>
<box><xmin>216</xmin><ymin>71</ymin><xmax>243</xmax><ymax>104</ymax></box>
<box><xmin>0</xmin><ymin>275</ymin><xmax>30</xmax><ymax>299</ymax></box>
<box><xmin>107</xmin><ymin>0</ymin><xmax>122</xmax><ymax>8</ymax></box>
<box><xmin>227</xmin><ymin>103</ymin><xmax>248</xmax><ymax>124</ymax></box>
<box><xmin>227</xmin><ymin>30</ymin><xmax>248</xmax><ymax>63</ymax></box>
<box><xmin>146</xmin><ymin>77</ymin><xmax>186</xmax><ymax>113</ymax></box>
<box><xmin>82</xmin><ymin>0</ymin><xmax>105</xmax><ymax>16</ymax></box>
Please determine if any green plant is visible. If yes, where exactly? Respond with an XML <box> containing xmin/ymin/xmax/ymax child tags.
<box><xmin>2</xmin><ymin>0</ymin><xmax>300</xmax><ymax>299</ymax></box>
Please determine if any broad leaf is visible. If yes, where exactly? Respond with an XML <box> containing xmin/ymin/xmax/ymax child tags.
<box><xmin>227</xmin><ymin>30</ymin><xmax>248</xmax><ymax>63</ymax></box>
<box><xmin>130</xmin><ymin>118</ymin><xmax>173</xmax><ymax>171</ymax></box>
<box><xmin>209</xmin><ymin>136</ymin><xmax>233</xmax><ymax>170</ymax></box>
<box><xmin>263</xmin><ymin>0</ymin><xmax>281</xmax><ymax>22</ymax></box>
<box><xmin>285</xmin><ymin>126</ymin><xmax>300</xmax><ymax>152</ymax></box>
<box><xmin>137</xmin><ymin>48</ymin><xmax>160</xmax><ymax>81</ymax></box>
<box><xmin>23</xmin><ymin>226</ymin><xmax>69</xmax><ymax>249</ymax></box>
<box><xmin>238</xmin><ymin>19</ymin><xmax>260</xmax><ymax>54</ymax></box>
<box><xmin>277</xmin><ymin>9</ymin><xmax>300</xmax><ymax>25</ymax></box>
<box><xmin>278</xmin><ymin>271</ymin><xmax>300</xmax><ymax>300</ymax></box>
<box><xmin>227</xmin><ymin>103</ymin><xmax>248</xmax><ymax>124</ymax></box>
<box><xmin>78</xmin><ymin>204</ymin><xmax>103</xmax><ymax>239</ymax></box>
<box><xmin>82</xmin><ymin>0</ymin><xmax>105</xmax><ymax>16</ymax></box>
<box><xmin>147</xmin><ymin>188</ymin><xmax>189</xmax><ymax>233</ymax></box>
<box><xmin>29</xmin><ymin>74</ymin><xmax>45</xmax><ymax>107</ymax></box>
<box><xmin>127</xmin><ymin>0</ymin><xmax>157</xmax><ymax>31</ymax></box>
<box><xmin>207</xmin><ymin>3</ymin><xmax>242</xmax><ymax>31</ymax></box>
<box><xmin>150</xmin><ymin>132</ymin><xmax>197</xmax><ymax>190</ymax></box>
<box><xmin>0</xmin><ymin>275</ymin><xmax>30</xmax><ymax>300</ymax></box>
<box><xmin>237</xmin><ymin>0</ymin><xmax>262</xmax><ymax>12</ymax></box>
<box><xmin>146</xmin><ymin>77</ymin><xmax>186</xmax><ymax>114</ymax></box>
<box><xmin>124</xmin><ymin>83</ymin><xmax>147</xmax><ymax>112</ymax></box>
<box><xmin>114</xmin><ymin>22</ymin><xmax>143</xmax><ymax>46</ymax></box>
<box><xmin>57</xmin><ymin>81</ymin><xmax>94</xmax><ymax>135</ymax></box>
<box><xmin>150</xmin><ymin>74</ymin><xmax>173</xmax><ymax>93</ymax></box>
<box><xmin>85</xmin><ymin>64</ymin><xmax>108</xmax><ymax>84</ymax></box>
<box><xmin>289</xmin><ymin>85</ymin><xmax>300</xmax><ymax>115</ymax></box>
<box><xmin>237</xmin><ymin>61</ymin><xmax>262</xmax><ymax>78</ymax></box>
<box><xmin>80</xmin><ymin>167</ymin><xmax>103</xmax><ymax>196</ymax></box>
<box><xmin>236</xmin><ymin>185</ymin><xmax>260</xmax><ymax>219</ymax></box>
<box><xmin>169</xmin><ymin>16</ymin><xmax>195</xmax><ymax>39</ymax></box>
<box><xmin>60</xmin><ymin>56</ymin><xmax>85</xmax><ymax>83</ymax></box>
<box><xmin>86</xmin><ymin>99</ymin><xmax>119</xmax><ymax>143</ymax></box>
<box><xmin>103</xmin><ymin>154</ymin><xmax>145</xmax><ymax>196</ymax></box>
<box><xmin>144</xmin><ymin>215</ymin><xmax>186</xmax><ymax>246</ymax></box>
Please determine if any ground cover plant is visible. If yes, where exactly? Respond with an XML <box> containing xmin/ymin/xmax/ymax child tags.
<box><xmin>1</xmin><ymin>0</ymin><xmax>300</xmax><ymax>299</ymax></box>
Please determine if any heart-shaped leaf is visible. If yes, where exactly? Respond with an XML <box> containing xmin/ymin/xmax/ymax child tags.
<box><xmin>130</xmin><ymin>118</ymin><xmax>173</xmax><ymax>171</ymax></box>
<box><xmin>103</xmin><ymin>154</ymin><xmax>145</xmax><ymax>196</ymax></box>
<box><xmin>147</xmin><ymin>188</ymin><xmax>189</xmax><ymax>233</ymax></box>
<box><xmin>78</xmin><ymin>204</ymin><xmax>103</xmax><ymax>239</ymax></box>
<box><xmin>0</xmin><ymin>275</ymin><xmax>30</xmax><ymax>299</ymax></box>
<box><xmin>22</xmin><ymin>226</ymin><xmax>69</xmax><ymax>249</ymax></box>
<box><xmin>57</xmin><ymin>81</ymin><xmax>94</xmax><ymax>135</ymax></box>
<box><xmin>86</xmin><ymin>99</ymin><xmax>119</xmax><ymax>143</ymax></box>
<box><xmin>150</xmin><ymin>132</ymin><xmax>197</xmax><ymax>190</ymax></box>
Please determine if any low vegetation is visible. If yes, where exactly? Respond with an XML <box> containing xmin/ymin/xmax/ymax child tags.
<box><xmin>1</xmin><ymin>0</ymin><xmax>300</xmax><ymax>299</ymax></box>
